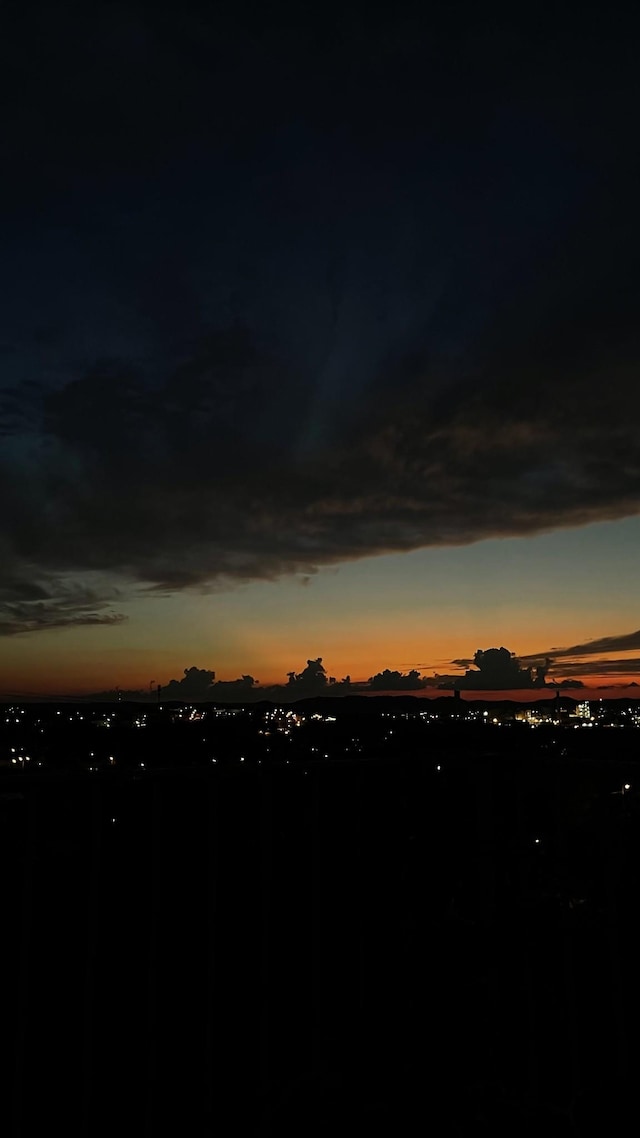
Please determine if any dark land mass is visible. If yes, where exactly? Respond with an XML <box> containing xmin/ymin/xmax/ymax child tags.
<box><xmin>1</xmin><ymin>700</ymin><xmax>640</xmax><ymax>1135</ymax></box>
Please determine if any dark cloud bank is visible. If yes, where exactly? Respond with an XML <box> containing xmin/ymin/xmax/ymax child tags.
<box><xmin>1</xmin><ymin>5</ymin><xmax>639</xmax><ymax>634</ymax></box>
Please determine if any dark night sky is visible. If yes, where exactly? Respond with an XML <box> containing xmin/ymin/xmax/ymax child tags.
<box><xmin>1</xmin><ymin>1</ymin><xmax>639</xmax><ymax>692</ymax></box>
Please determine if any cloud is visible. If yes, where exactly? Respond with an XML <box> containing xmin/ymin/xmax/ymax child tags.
<box><xmin>1</xmin><ymin>299</ymin><xmax>639</xmax><ymax>635</ymax></box>
<box><xmin>161</xmin><ymin>667</ymin><xmax>217</xmax><ymax>701</ymax></box>
<box><xmin>100</xmin><ymin>658</ymin><xmax>346</xmax><ymax>703</ymax></box>
<box><xmin>597</xmin><ymin>682</ymin><xmax>639</xmax><ymax>689</ymax></box>
<box><xmin>0</xmin><ymin>575</ymin><xmax>126</xmax><ymax>636</ymax></box>
<box><xmin>2</xmin><ymin>7</ymin><xmax>640</xmax><ymax>630</ymax></box>
<box><xmin>542</xmin><ymin>657</ymin><xmax>640</xmax><ymax>679</ymax></box>
<box><xmin>368</xmin><ymin>669</ymin><xmax>427</xmax><ymax>691</ymax></box>
<box><xmin>444</xmin><ymin>647</ymin><xmax>542</xmax><ymax>690</ymax></box>
<box><xmin>275</xmin><ymin>657</ymin><xmax>354</xmax><ymax>697</ymax></box>
<box><xmin>517</xmin><ymin>631</ymin><xmax>640</xmax><ymax>685</ymax></box>
<box><xmin>0</xmin><ymin>609</ymin><xmax>126</xmax><ymax>636</ymax></box>
<box><xmin>212</xmin><ymin>675</ymin><xmax>259</xmax><ymax>694</ymax></box>
<box><xmin>524</xmin><ymin>631</ymin><xmax>640</xmax><ymax>661</ymax></box>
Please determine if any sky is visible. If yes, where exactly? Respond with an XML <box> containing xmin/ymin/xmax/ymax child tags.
<box><xmin>1</xmin><ymin>1</ymin><xmax>639</xmax><ymax>698</ymax></box>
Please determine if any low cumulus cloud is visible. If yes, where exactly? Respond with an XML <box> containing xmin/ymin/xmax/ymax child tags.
<box><xmin>98</xmin><ymin>658</ymin><xmax>341</xmax><ymax>703</ymax></box>
<box><xmin>86</xmin><ymin>632</ymin><xmax>640</xmax><ymax>703</ymax></box>
<box><xmin>443</xmin><ymin>634</ymin><xmax>640</xmax><ymax>690</ymax></box>
<box><xmin>442</xmin><ymin>647</ymin><xmax>554</xmax><ymax>691</ymax></box>
<box><xmin>368</xmin><ymin>668</ymin><xmax>427</xmax><ymax>691</ymax></box>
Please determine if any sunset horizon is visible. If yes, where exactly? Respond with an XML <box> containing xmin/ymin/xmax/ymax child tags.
<box><xmin>3</xmin><ymin>0</ymin><xmax>639</xmax><ymax>704</ymax></box>
<box><xmin>2</xmin><ymin>5</ymin><xmax>640</xmax><ymax>1132</ymax></box>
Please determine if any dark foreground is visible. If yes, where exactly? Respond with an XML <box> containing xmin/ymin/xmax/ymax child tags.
<box><xmin>2</xmin><ymin>748</ymin><xmax>640</xmax><ymax>1136</ymax></box>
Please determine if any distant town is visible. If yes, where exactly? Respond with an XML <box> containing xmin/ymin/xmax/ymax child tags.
<box><xmin>2</xmin><ymin>692</ymin><xmax>640</xmax><ymax>775</ymax></box>
<box><xmin>4</xmin><ymin>689</ymin><xmax>640</xmax><ymax>1135</ymax></box>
